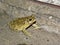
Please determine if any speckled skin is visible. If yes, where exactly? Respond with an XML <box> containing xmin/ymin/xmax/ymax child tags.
<box><xmin>9</xmin><ymin>15</ymin><xmax>36</xmax><ymax>30</ymax></box>
<box><xmin>9</xmin><ymin>15</ymin><xmax>36</xmax><ymax>36</ymax></box>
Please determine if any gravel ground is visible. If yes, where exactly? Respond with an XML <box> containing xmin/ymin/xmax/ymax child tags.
<box><xmin>0</xmin><ymin>0</ymin><xmax>60</xmax><ymax>45</ymax></box>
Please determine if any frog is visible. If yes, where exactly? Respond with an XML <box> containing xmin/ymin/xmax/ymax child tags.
<box><xmin>9</xmin><ymin>15</ymin><xmax>40</xmax><ymax>37</ymax></box>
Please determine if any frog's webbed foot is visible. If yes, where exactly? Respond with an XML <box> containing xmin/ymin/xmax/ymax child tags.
<box><xmin>32</xmin><ymin>24</ymin><xmax>40</xmax><ymax>29</ymax></box>
<box><xmin>22</xmin><ymin>29</ymin><xmax>32</xmax><ymax>37</ymax></box>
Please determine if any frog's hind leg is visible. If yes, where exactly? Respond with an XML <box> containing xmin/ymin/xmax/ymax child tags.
<box><xmin>22</xmin><ymin>29</ymin><xmax>32</xmax><ymax>37</ymax></box>
<box><xmin>32</xmin><ymin>24</ymin><xmax>40</xmax><ymax>29</ymax></box>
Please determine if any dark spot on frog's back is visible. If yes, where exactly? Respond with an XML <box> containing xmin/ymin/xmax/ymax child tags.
<box><xmin>29</xmin><ymin>19</ymin><xmax>32</xmax><ymax>21</ymax></box>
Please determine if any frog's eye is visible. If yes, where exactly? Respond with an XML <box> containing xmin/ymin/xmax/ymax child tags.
<box><xmin>29</xmin><ymin>19</ymin><xmax>32</xmax><ymax>21</ymax></box>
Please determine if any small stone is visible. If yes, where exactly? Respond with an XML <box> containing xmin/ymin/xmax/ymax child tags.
<box><xmin>17</xmin><ymin>43</ymin><xmax>27</xmax><ymax>45</ymax></box>
<box><xmin>47</xmin><ymin>39</ymin><xmax>49</xmax><ymax>42</ymax></box>
<box><xmin>49</xmin><ymin>16</ymin><xmax>53</xmax><ymax>19</ymax></box>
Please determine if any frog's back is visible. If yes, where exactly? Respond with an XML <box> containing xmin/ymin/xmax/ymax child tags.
<box><xmin>9</xmin><ymin>18</ymin><xmax>26</xmax><ymax>30</ymax></box>
<box><xmin>13</xmin><ymin>18</ymin><xmax>25</xmax><ymax>25</ymax></box>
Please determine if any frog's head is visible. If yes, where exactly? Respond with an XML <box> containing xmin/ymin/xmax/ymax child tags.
<box><xmin>27</xmin><ymin>15</ymin><xmax>36</xmax><ymax>24</ymax></box>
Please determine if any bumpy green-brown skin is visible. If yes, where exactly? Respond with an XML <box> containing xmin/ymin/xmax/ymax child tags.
<box><xmin>9</xmin><ymin>15</ymin><xmax>36</xmax><ymax>31</ymax></box>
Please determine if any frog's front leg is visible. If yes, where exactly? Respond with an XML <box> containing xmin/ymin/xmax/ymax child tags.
<box><xmin>32</xmin><ymin>24</ymin><xmax>40</xmax><ymax>29</ymax></box>
<box><xmin>22</xmin><ymin>29</ymin><xmax>32</xmax><ymax>37</ymax></box>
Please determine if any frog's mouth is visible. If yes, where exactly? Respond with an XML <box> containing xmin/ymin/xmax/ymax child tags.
<box><xmin>26</xmin><ymin>21</ymin><xmax>36</xmax><ymax>29</ymax></box>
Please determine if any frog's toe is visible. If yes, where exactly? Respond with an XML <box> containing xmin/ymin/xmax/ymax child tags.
<box><xmin>22</xmin><ymin>29</ymin><xmax>32</xmax><ymax>37</ymax></box>
<box><xmin>32</xmin><ymin>24</ymin><xmax>40</xmax><ymax>29</ymax></box>
<box><xmin>34</xmin><ymin>27</ymin><xmax>40</xmax><ymax>29</ymax></box>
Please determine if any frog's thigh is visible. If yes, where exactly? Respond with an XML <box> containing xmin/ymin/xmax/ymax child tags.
<box><xmin>32</xmin><ymin>24</ymin><xmax>40</xmax><ymax>29</ymax></box>
<box><xmin>22</xmin><ymin>29</ymin><xmax>31</xmax><ymax>37</ymax></box>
